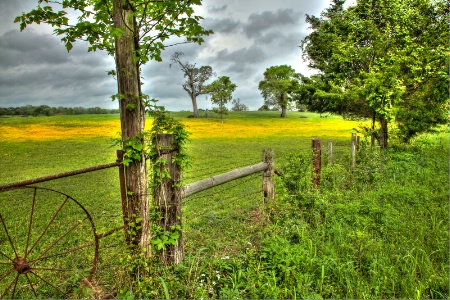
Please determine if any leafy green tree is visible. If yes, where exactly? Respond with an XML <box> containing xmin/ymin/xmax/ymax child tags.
<box><xmin>258</xmin><ymin>65</ymin><xmax>300</xmax><ymax>118</ymax></box>
<box><xmin>301</xmin><ymin>0</ymin><xmax>449</xmax><ymax>148</ymax></box>
<box><xmin>204</xmin><ymin>76</ymin><xmax>237</xmax><ymax>123</ymax></box>
<box><xmin>170</xmin><ymin>52</ymin><xmax>214</xmax><ymax>118</ymax></box>
<box><xmin>16</xmin><ymin>0</ymin><xmax>211</xmax><ymax>257</ymax></box>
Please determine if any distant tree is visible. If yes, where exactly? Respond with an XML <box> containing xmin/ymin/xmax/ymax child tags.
<box><xmin>204</xmin><ymin>76</ymin><xmax>237</xmax><ymax>123</ymax></box>
<box><xmin>231</xmin><ymin>98</ymin><xmax>249</xmax><ymax>111</ymax></box>
<box><xmin>258</xmin><ymin>65</ymin><xmax>300</xmax><ymax>118</ymax></box>
<box><xmin>171</xmin><ymin>52</ymin><xmax>214</xmax><ymax>118</ymax></box>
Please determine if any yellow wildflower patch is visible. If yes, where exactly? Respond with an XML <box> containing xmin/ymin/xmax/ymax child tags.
<box><xmin>0</xmin><ymin>121</ymin><xmax>121</xmax><ymax>141</ymax></box>
<box><xmin>182</xmin><ymin>117</ymin><xmax>364</xmax><ymax>140</ymax></box>
<box><xmin>0</xmin><ymin>113</ymin><xmax>366</xmax><ymax>142</ymax></box>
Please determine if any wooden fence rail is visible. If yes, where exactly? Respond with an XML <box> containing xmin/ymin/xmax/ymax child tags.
<box><xmin>182</xmin><ymin>162</ymin><xmax>268</xmax><ymax>198</ymax></box>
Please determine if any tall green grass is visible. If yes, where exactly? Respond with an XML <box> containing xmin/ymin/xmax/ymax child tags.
<box><xmin>0</xmin><ymin>113</ymin><xmax>448</xmax><ymax>298</ymax></box>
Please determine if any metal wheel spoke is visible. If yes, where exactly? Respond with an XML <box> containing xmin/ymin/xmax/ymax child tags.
<box><xmin>0</xmin><ymin>214</ymin><xmax>19</xmax><ymax>258</ymax></box>
<box><xmin>25</xmin><ymin>273</ymin><xmax>38</xmax><ymax>298</ymax></box>
<box><xmin>24</xmin><ymin>188</ymin><xmax>37</xmax><ymax>258</ymax></box>
<box><xmin>29</xmin><ymin>241</ymin><xmax>95</xmax><ymax>265</ymax></box>
<box><xmin>0</xmin><ymin>250</ymin><xmax>13</xmax><ymax>263</ymax></box>
<box><xmin>32</xmin><ymin>217</ymin><xmax>88</xmax><ymax>264</ymax></box>
<box><xmin>30</xmin><ymin>270</ymin><xmax>67</xmax><ymax>296</ymax></box>
<box><xmin>0</xmin><ymin>187</ymin><xmax>99</xmax><ymax>298</ymax></box>
<box><xmin>26</xmin><ymin>196</ymin><xmax>70</xmax><ymax>258</ymax></box>
<box><xmin>1</xmin><ymin>272</ymin><xmax>19</xmax><ymax>299</ymax></box>
<box><xmin>0</xmin><ymin>267</ymin><xmax>15</xmax><ymax>282</ymax></box>
<box><xmin>10</xmin><ymin>272</ymin><xmax>19</xmax><ymax>299</ymax></box>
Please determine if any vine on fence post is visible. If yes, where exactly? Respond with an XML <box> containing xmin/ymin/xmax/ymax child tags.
<box><xmin>148</xmin><ymin>105</ymin><xmax>189</xmax><ymax>265</ymax></box>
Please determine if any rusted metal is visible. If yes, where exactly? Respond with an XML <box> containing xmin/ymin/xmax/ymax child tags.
<box><xmin>0</xmin><ymin>186</ymin><xmax>99</xmax><ymax>298</ymax></box>
<box><xmin>0</xmin><ymin>161</ymin><xmax>121</xmax><ymax>192</ymax></box>
<box><xmin>13</xmin><ymin>257</ymin><xmax>30</xmax><ymax>274</ymax></box>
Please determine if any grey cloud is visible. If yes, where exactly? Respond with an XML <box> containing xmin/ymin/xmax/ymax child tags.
<box><xmin>207</xmin><ymin>4</ymin><xmax>227</xmax><ymax>13</ymax></box>
<box><xmin>215</xmin><ymin>45</ymin><xmax>267</xmax><ymax>64</ymax></box>
<box><xmin>202</xmin><ymin>17</ymin><xmax>241</xmax><ymax>34</ymax></box>
<box><xmin>0</xmin><ymin>30</ymin><xmax>70</xmax><ymax>67</ymax></box>
<box><xmin>243</xmin><ymin>9</ymin><xmax>303</xmax><ymax>38</ymax></box>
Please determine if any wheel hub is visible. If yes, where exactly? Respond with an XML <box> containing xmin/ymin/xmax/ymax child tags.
<box><xmin>13</xmin><ymin>257</ymin><xmax>31</xmax><ymax>274</ymax></box>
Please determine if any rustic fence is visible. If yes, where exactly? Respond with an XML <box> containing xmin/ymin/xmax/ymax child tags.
<box><xmin>0</xmin><ymin>132</ymin><xmax>361</xmax><ymax>298</ymax></box>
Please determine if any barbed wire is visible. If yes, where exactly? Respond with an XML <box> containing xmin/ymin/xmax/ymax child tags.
<box><xmin>184</xmin><ymin>189</ymin><xmax>262</xmax><ymax>219</ymax></box>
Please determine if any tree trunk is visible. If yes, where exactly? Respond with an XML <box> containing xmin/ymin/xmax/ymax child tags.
<box><xmin>113</xmin><ymin>0</ymin><xmax>150</xmax><ymax>254</ymax></box>
<box><xmin>281</xmin><ymin>106</ymin><xmax>287</xmax><ymax>118</ymax></box>
<box><xmin>379</xmin><ymin>117</ymin><xmax>388</xmax><ymax>150</ymax></box>
<box><xmin>371</xmin><ymin>112</ymin><xmax>376</xmax><ymax>147</ymax></box>
<box><xmin>191</xmin><ymin>93</ymin><xmax>199</xmax><ymax>118</ymax></box>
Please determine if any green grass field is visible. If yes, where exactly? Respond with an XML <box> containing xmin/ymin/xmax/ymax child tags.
<box><xmin>0</xmin><ymin>112</ymin><xmax>448</xmax><ymax>298</ymax></box>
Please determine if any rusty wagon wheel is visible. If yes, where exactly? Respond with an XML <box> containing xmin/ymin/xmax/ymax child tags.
<box><xmin>0</xmin><ymin>186</ymin><xmax>99</xmax><ymax>299</ymax></box>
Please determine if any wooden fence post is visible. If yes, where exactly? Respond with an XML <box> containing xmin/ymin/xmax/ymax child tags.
<box><xmin>351</xmin><ymin>133</ymin><xmax>357</xmax><ymax>167</ymax></box>
<box><xmin>262</xmin><ymin>149</ymin><xmax>275</xmax><ymax>204</ymax></box>
<box><xmin>152</xmin><ymin>134</ymin><xmax>183</xmax><ymax>264</ymax></box>
<box><xmin>312</xmin><ymin>138</ymin><xmax>321</xmax><ymax>187</ymax></box>
<box><xmin>327</xmin><ymin>140</ymin><xmax>333</xmax><ymax>164</ymax></box>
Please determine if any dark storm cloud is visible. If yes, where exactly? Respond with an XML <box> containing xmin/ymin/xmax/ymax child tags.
<box><xmin>0</xmin><ymin>30</ymin><xmax>70</xmax><ymax>67</ymax></box>
<box><xmin>243</xmin><ymin>9</ymin><xmax>303</xmax><ymax>39</ymax></box>
<box><xmin>0</xmin><ymin>0</ymin><xmax>333</xmax><ymax>111</ymax></box>
<box><xmin>213</xmin><ymin>45</ymin><xmax>267</xmax><ymax>74</ymax></box>
<box><xmin>202</xmin><ymin>17</ymin><xmax>241</xmax><ymax>34</ymax></box>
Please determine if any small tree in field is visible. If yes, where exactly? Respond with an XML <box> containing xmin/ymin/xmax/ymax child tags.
<box><xmin>171</xmin><ymin>52</ymin><xmax>214</xmax><ymax>118</ymax></box>
<box><xmin>258</xmin><ymin>65</ymin><xmax>300</xmax><ymax>118</ymax></box>
<box><xmin>231</xmin><ymin>98</ymin><xmax>249</xmax><ymax>111</ymax></box>
<box><xmin>16</xmin><ymin>0</ymin><xmax>212</xmax><ymax>263</ymax></box>
<box><xmin>204</xmin><ymin>76</ymin><xmax>237</xmax><ymax>123</ymax></box>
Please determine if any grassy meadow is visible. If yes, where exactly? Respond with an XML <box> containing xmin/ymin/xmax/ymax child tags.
<box><xmin>0</xmin><ymin>111</ymin><xmax>448</xmax><ymax>299</ymax></box>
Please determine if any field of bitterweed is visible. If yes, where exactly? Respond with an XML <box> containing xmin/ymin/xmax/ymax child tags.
<box><xmin>0</xmin><ymin>111</ymin><xmax>448</xmax><ymax>298</ymax></box>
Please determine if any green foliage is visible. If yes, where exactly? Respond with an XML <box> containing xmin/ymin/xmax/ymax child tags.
<box><xmin>301</xmin><ymin>0</ymin><xmax>449</xmax><ymax>146</ymax></box>
<box><xmin>204</xmin><ymin>76</ymin><xmax>237</xmax><ymax>122</ymax></box>
<box><xmin>15</xmin><ymin>0</ymin><xmax>212</xmax><ymax>62</ymax></box>
<box><xmin>151</xmin><ymin>224</ymin><xmax>182</xmax><ymax>251</ymax></box>
<box><xmin>258</xmin><ymin>65</ymin><xmax>300</xmax><ymax>118</ymax></box>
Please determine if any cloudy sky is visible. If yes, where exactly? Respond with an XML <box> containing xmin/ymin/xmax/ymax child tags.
<box><xmin>0</xmin><ymin>0</ymin><xmax>354</xmax><ymax>111</ymax></box>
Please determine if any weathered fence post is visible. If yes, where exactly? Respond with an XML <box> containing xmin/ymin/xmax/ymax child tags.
<box><xmin>262</xmin><ymin>149</ymin><xmax>275</xmax><ymax>204</ymax></box>
<box><xmin>152</xmin><ymin>134</ymin><xmax>183</xmax><ymax>264</ymax></box>
<box><xmin>312</xmin><ymin>138</ymin><xmax>321</xmax><ymax>187</ymax></box>
<box><xmin>116</xmin><ymin>150</ymin><xmax>130</xmax><ymax>245</ymax></box>
<box><xmin>327</xmin><ymin>140</ymin><xmax>333</xmax><ymax>164</ymax></box>
<box><xmin>351</xmin><ymin>133</ymin><xmax>357</xmax><ymax>167</ymax></box>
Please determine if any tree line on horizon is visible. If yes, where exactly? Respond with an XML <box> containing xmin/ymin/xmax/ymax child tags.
<box><xmin>0</xmin><ymin>105</ymin><xmax>120</xmax><ymax>116</ymax></box>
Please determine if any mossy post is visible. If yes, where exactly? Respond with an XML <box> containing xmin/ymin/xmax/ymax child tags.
<box><xmin>312</xmin><ymin>138</ymin><xmax>321</xmax><ymax>187</ymax></box>
<box><xmin>153</xmin><ymin>134</ymin><xmax>184</xmax><ymax>264</ymax></box>
<box><xmin>262</xmin><ymin>149</ymin><xmax>275</xmax><ymax>204</ymax></box>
